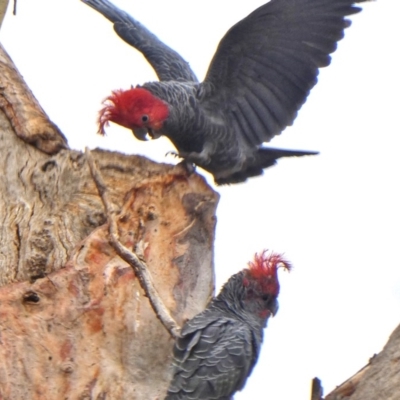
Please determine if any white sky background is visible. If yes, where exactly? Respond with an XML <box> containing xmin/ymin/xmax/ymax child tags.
<box><xmin>2</xmin><ymin>0</ymin><xmax>400</xmax><ymax>398</ymax></box>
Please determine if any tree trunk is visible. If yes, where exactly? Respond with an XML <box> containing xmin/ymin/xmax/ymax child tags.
<box><xmin>0</xmin><ymin>44</ymin><xmax>218</xmax><ymax>399</ymax></box>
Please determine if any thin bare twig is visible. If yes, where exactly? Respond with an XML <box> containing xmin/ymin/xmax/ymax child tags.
<box><xmin>85</xmin><ymin>147</ymin><xmax>181</xmax><ymax>339</ymax></box>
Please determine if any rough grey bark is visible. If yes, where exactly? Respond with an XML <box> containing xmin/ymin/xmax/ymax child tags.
<box><xmin>0</xmin><ymin>43</ymin><xmax>218</xmax><ymax>399</ymax></box>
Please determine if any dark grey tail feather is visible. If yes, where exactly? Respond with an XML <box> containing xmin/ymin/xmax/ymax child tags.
<box><xmin>215</xmin><ymin>147</ymin><xmax>318</xmax><ymax>185</ymax></box>
<box><xmin>255</xmin><ymin>146</ymin><xmax>318</xmax><ymax>175</ymax></box>
<box><xmin>257</xmin><ymin>146</ymin><xmax>319</xmax><ymax>168</ymax></box>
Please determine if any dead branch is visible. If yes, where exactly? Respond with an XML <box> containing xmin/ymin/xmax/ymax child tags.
<box><xmin>85</xmin><ymin>147</ymin><xmax>181</xmax><ymax>339</ymax></box>
<box><xmin>311</xmin><ymin>377</ymin><xmax>324</xmax><ymax>400</ymax></box>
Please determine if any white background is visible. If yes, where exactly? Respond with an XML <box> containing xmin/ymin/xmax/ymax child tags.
<box><xmin>2</xmin><ymin>0</ymin><xmax>400</xmax><ymax>398</ymax></box>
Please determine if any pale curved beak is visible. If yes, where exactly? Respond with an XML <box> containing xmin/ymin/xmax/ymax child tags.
<box><xmin>149</xmin><ymin>129</ymin><xmax>162</xmax><ymax>139</ymax></box>
<box><xmin>132</xmin><ymin>127</ymin><xmax>149</xmax><ymax>141</ymax></box>
<box><xmin>270</xmin><ymin>299</ymin><xmax>279</xmax><ymax>317</ymax></box>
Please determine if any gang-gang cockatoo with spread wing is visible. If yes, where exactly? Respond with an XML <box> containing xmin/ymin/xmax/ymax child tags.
<box><xmin>82</xmin><ymin>0</ymin><xmax>368</xmax><ymax>184</ymax></box>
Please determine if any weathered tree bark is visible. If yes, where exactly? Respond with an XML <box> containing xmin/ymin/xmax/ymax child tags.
<box><xmin>0</xmin><ymin>44</ymin><xmax>218</xmax><ymax>399</ymax></box>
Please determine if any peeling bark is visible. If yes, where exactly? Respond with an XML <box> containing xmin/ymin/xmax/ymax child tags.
<box><xmin>0</xmin><ymin>206</ymin><xmax>216</xmax><ymax>399</ymax></box>
<box><xmin>0</xmin><ymin>44</ymin><xmax>218</xmax><ymax>399</ymax></box>
<box><xmin>0</xmin><ymin>96</ymin><xmax>218</xmax><ymax>288</ymax></box>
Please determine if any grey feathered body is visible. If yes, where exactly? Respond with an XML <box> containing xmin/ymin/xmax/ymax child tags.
<box><xmin>82</xmin><ymin>0</ymin><xmax>368</xmax><ymax>184</ymax></box>
<box><xmin>143</xmin><ymin>81</ymin><xmax>250</xmax><ymax>181</ymax></box>
<box><xmin>165</xmin><ymin>272</ymin><xmax>273</xmax><ymax>400</ymax></box>
<box><xmin>165</xmin><ymin>307</ymin><xmax>262</xmax><ymax>400</ymax></box>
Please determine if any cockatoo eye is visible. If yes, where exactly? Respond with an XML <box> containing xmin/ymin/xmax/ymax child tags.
<box><xmin>141</xmin><ymin>115</ymin><xmax>149</xmax><ymax>123</ymax></box>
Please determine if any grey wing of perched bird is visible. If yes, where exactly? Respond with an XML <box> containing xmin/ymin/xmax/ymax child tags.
<box><xmin>81</xmin><ymin>0</ymin><xmax>198</xmax><ymax>82</ymax></box>
<box><xmin>201</xmin><ymin>0</ymin><xmax>367</xmax><ymax>147</ymax></box>
<box><xmin>166</xmin><ymin>314</ymin><xmax>258</xmax><ymax>400</ymax></box>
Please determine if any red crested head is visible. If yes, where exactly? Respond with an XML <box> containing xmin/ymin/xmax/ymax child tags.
<box><xmin>245</xmin><ymin>250</ymin><xmax>291</xmax><ymax>297</ymax></box>
<box><xmin>97</xmin><ymin>87</ymin><xmax>169</xmax><ymax>137</ymax></box>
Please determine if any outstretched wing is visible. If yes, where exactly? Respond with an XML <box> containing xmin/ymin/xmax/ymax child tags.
<box><xmin>202</xmin><ymin>0</ymin><xmax>367</xmax><ymax>146</ymax></box>
<box><xmin>166</xmin><ymin>315</ymin><xmax>257</xmax><ymax>399</ymax></box>
<box><xmin>81</xmin><ymin>0</ymin><xmax>198</xmax><ymax>82</ymax></box>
